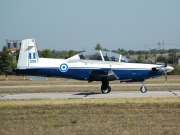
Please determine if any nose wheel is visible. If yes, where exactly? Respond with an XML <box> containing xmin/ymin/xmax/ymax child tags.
<box><xmin>140</xmin><ymin>82</ymin><xmax>147</xmax><ymax>93</ymax></box>
<box><xmin>140</xmin><ymin>86</ymin><xmax>147</xmax><ymax>93</ymax></box>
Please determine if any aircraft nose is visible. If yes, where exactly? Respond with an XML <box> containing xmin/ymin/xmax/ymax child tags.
<box><xmin>165</xmin><ymin>66</ymin><xmax>174</xmax><ymax>72</ymax></box>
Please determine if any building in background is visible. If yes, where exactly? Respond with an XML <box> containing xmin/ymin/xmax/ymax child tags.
<box><xmin>6</xmin><ymin>39</ymin><xmax>21</xmax><ymax>49</ymax></box>
<box><xmin>6</xmin><ymin>39</ymin><xmax>21</xmax><ymax>53</ymax></box>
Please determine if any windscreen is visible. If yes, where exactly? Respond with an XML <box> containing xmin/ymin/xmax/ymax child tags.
<box><xmin>78</xmin><ymin>50</ymin><xmax>130</xmax><ymax>62</ymax></box>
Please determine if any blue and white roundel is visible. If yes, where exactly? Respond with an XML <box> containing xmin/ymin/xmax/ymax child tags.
<box><xmin>59</xmin><ymin>63</ymin><xmax>68</xmax><ymax>72</ymax></box>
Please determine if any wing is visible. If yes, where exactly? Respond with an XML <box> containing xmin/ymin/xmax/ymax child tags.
<box><xmin>88</xmin><ymin>69</ymin><xmax>119</xmax><ymax>82</ymax></box>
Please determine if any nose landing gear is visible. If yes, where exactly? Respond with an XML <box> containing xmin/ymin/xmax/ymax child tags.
<box><xmin>140</xmin><ymin>82</ymin><xmax>147</xmax><ymax>93</ymax></box>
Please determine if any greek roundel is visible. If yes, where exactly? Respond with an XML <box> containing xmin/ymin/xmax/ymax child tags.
<box><xmin>59</xmin><ymin>63</ymin><xmax>68</xmax><ymax>72</ymax></box>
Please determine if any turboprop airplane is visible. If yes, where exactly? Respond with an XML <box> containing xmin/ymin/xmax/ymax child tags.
<box><xmin>13</xmin><ymin>38</ymin><xmax>174</xmax><ymax>94</ymax></box>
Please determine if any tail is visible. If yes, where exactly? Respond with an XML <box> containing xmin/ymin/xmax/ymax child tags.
<box><xmin>17</xmin><ymin>38</ymin><xmax>39</xmax><ymax>67</ymax></box>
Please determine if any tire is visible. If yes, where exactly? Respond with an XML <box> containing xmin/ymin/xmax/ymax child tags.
<box><xmin>140</xmin><ymin>86</ymin><xmax>147</xmax><ymax>93</ymax></box>
<box><xmin>101</xmin><ymin>86</ymin><xmax>111</xmax><ymax>94</ymax></box>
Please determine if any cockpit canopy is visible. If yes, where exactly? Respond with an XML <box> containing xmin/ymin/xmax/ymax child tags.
<box><xmin>78</xmin><ymin>50</ymin><xmax>130</xmax><ymax>63</ymax></box>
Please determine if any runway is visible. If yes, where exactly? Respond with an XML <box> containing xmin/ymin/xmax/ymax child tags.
<box><xmin>1</xmin><ymin>83</ymin><xmax>180</xmax><ymax>89</ymax></box>
<box><xmin>0</xmin><ymin>90</ymin><xmax>180</xmax><ymax>100</ymax></box>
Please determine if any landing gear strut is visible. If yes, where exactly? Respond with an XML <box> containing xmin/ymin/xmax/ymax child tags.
<box><xmin>140</xmin><ymin>82</ymin><xmax>147</xmax><ymax>93</ymax></box>
<box><xmin>101</xmin><ymin>77</ymin><xmax>111</xmax><ymax>94</ymax></box>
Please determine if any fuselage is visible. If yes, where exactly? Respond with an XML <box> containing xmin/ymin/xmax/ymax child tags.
<box><xmin>14</xmin><ymin>58</ymin><xmax>165</xmax><ymax>81</ymax></box>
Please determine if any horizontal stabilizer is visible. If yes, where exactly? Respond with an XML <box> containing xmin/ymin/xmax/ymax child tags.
<box><xmin>63</xmin><ymin>78</ymin><xmax>69</xmax><ymax>83</ymax></box>
<box><xmin>28</xmin><ymin>76</ymin><xmax>45</xmax><ymax>82</ymax></box>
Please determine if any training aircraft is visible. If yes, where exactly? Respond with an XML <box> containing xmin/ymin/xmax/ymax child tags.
<box><xmin>13</xmin><ymin>38</ymin><xmax>174</xmax><ymax>94</ymax></box>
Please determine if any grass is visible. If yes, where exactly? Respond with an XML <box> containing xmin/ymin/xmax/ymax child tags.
<box><xmin>0</xmin><ymin>76</ymin><xmax>179</xmax><ymax>134</ymax></box>
<box><xmin>0</xmin><ymin>97</ymin><xmax>180</xmax><ymax>135</ymax></box>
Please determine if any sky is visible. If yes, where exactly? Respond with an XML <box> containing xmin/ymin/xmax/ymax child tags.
<box><xmin>0</xmin><ymin>0</ymin><xmax>180</xmax><ymax>51</ymax></box>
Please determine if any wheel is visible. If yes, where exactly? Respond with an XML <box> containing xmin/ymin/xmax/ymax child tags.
<box><xmin>101</xmin><ymin>86</ymin><xmax>111</xmax><ymax>94</ymax></box>
<box><xmin>140</xmin><ymin>86</ymin><xmax>147</xmax><ymax>93</ymax></box>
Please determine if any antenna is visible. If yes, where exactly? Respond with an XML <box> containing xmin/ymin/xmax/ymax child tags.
<box><xmin>163</xmin><ymin>41</ymin><xmax>165</xmax><ymax>50</ymax></box>
<box><xmin>157</xmin><ymin>40</ymin><xmax>162</xmax><ymax>50</ymax></box>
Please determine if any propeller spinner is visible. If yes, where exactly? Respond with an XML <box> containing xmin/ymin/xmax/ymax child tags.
<box><xmin>163</xmin><ymin>60</ymin><xmax>174</xmax><ymax>82</ymax></box>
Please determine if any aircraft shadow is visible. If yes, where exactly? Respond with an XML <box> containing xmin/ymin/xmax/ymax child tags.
<box><xmin>74</xmin><ymin>92</ymin><xmax>102</xmax><ymax>97</ymax></box>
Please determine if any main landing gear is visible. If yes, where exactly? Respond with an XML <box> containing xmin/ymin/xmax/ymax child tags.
<box><xmin>140</xmin><ymin>81</ymin><xmax>147</xmax><ymax>93</ymax></box>
<box><xmin>101</xmin><ymin>77</ymin><xmax>111</xmax><ymax>94</ymax></box>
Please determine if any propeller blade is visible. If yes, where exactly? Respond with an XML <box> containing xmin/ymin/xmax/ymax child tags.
<box><xmin>164</xmin><ymin>58</ymin><xmax>168</xmax><ymax>82</ymax></box>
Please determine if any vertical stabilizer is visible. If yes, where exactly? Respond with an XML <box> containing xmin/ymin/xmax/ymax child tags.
<box><xmin>17</xmin><ymin>38</ymin><xmax>39</xmax><ymax>67</ymax></box>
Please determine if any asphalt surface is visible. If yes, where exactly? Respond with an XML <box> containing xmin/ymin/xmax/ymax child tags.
<box><xmin>1</xmin><ymin>83</ymin><xmax>180</xmax><ymax>89</ymax></box>
<box><xmin>0</xmin><ymin>90</ymin><xmax>180</xmax><ymax>100</ymax></box>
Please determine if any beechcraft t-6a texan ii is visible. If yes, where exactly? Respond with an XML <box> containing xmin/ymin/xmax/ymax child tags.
<box><xmin>13</xmin><ymin>38</ymin><xmax>174</xmax><ymax>94</ymax></box>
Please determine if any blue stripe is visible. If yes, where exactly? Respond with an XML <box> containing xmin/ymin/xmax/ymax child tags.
<box><xmin>29</xmin><ymin>53</ymin><xmax>32</xmax><ymax>59</ymax></box>
<box><xmin>33</xmin><ymin>53</ymin><xmax>36</xmax><ymax>59</ymax></box>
